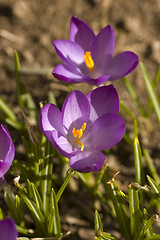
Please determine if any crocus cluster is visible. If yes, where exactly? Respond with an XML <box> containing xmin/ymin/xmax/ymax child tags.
<box><xmin>0</xmin><ymin>218</ymin><xmax>18</xmax><ymax>240</ymax></box>
<box><xmin>0</xmin><ymin>124</ymin><xmax>15</xmax><ymax>179</ymax></box>
<box><xmin>40</xmin><ymin>85</ymin><xmax>125</xmax><ymax>173</ymax></box>
<box><xmin>52</xmin><ymin>16</ymin><xmax>139</xmax><ymax>86</ymax></box>
<box><xmin>40</xmin><ymin>16</ymin><xmax>139</xmax><ymax>172</ymax></box>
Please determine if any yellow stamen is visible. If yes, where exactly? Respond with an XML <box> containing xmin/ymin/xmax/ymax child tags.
<box><xmin>84</xmin><ymin>51</ymin><xmax>94</xmax><ymax>72</ymax></box>
<box><xmin>76</xmin><ymin>140</ymin><xmax>84</xmax><ymax>151</ymax></box>
<box><xmin>72</xmin><ymin>123</ymin><xmax>87</xmax><ymax>151</ymax></box>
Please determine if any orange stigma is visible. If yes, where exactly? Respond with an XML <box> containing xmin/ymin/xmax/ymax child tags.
<box><xmin>84</xmin><ymin>51</ymin><xmax>94</xmax><ymax>72</ymax></box>
<box><xmin>72</xmin><ymin>123</ymin><xmax>87</xmax><ymax>151</ymax></box>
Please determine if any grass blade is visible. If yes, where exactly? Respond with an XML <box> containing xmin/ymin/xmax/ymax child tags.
<box><xmin>147</xmin><ymin>175</ymin><xmax>160</xmax><ymax>194</ymax></box>
<box><xmin>143</xmin><ymin>208</ymin><xmax>153</xmax><ymax>237</ymax></box>
<box><xmin>146</xmin><ymin>65</ymin><xmax>160</xmax><ymax>116</ymax></box>
<box><xmin>19</xmin><ymin>188</ymin><xmax>46</xmax><ymax>235</ymax></box>
<box><xmin>107</xmin><ymin>180</ymin><xmax>131</xmax><ymax>240</ymax></box>
<box><xmin>128</xmin><ymin>185</ymin><xmax>142</xmax><ymax>238</ymax></box>
<box><xmin>136</xmin><ymin>214</ymin><xmax>158</xmax><ymax>240</ymax></box>
<box><xmin>31</xmin><ymin>182</ymin><xmax>43</xmax><ymax>212</ymax></box>
<box><xmin>14</xmin><ymin>50</ymin><xmax>37</xmax><ymax>121</ymax></box>
<box><xmin>0</xmin><ymin>97</ymin><xmax>17</xmax><ymax>121</ymax></box>
<box><xmin>122</xmin><ymin>77</ymin><xmax>144</xmax><ymax>116</ymax></box>
<box><xmin>144</xmin><ymin>235</ymin><xmax>160</xmax><ymax>240</ymax></box>
<box><xmin>95</xmin><ymin>211</ymin><xmax>119</xmax><ymax>240</ymax></box>
<box><xmin>143</xmin><ymin>148</ymin><xmax>160</xmax><ymax>184</ymax></box>
<box><xmin>134</xmin><ymin>136</ymin><xmax>144</xmax><ymax>208</ymax></box>
<box><xmin>100</xmin><ymin>232</ymin><xmax>119</xmax><ymax>240</ymax></box>
<box><xmin>49</xmin><ymin>188</ymin><xmax>61</xmax><ymax>235</ymax></box>
<box><xmin>134</xmin><ymin>137</ymin><xmax>144</xmax><ymax>186</ymax></box>
<box><xmin>140</xmin><ymin>62</ymin><xmax>160</xmax><ymax>124</ymax></box>
<box><xmin>40</xmin><ymin>140</ymin><xmax>53</xmax><ymax>215</ymax></box>
<box><xmin>94</xmin><ymin>210</ymin><xmax>103</xmax><ymax>233</ymax></box>
<box><xmin>120</xmin><ymin>101</ymin><xmax>136</xmax><ymax>121</ymax></box>
<box><xmin>56</xmin><ymin>170</ymin><xmax>74</xmax><ymax>202</ymax></box>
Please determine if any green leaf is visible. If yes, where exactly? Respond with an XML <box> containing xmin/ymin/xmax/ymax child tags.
<box><xmin>144</xmin><ymin>235</ymin><xmax>160</xmax><ymax>240</ymax></box>
<box><xmin>40</xmin><ymin>140</ymin><xmax>53</xmax><ymax>215</ymax></box>
<box><xmin>94</xmin><ymin>210</ymin><xmax>103</xmax><ymax>233</ymax></box>
<box><xmin>19</xmin><ymin>188</ymin><xmax>46</xmax><ymax>235</ymax></box>
<box><xmin>153</xmin><ymin>65</ymin><xmax>160</xmax><ymax>86</ymax></box>
<box><xmin>0</xmin><ymin>116</ymin><xmax>22</xmax><ymax>130</ymax></box>
<box><xmin>136</xmin><ymin>214</ymin><xmax>157</xmax><ymax>240</ymax></box>
<box><xmin>95</xmin><ymin>232</ymin><xmax>119</xmax><ymax>240</ymax></box>
<box><xmin>123</xmin><ymin>132</ymin><xmax>133</xmax><ymax>148</ymax></box>
<box><xmin>14</xmin><ymin>50</ymin><xmax>37</xmax><ymax>121</ymax></box>
<box><xmin>143</xmin><ymin>148</ymin><xmax>160</xmax><ymax>184</ymax></box>
<box><xmin>48</xmin><ymin>90</ymin><xmax>57</xmax><ymax>105</ymax></box>
<box><xmin>0</xmin><ymin>97</ymin><xmax>17</xmax><ymax>121</ymax></box>
<box><xmin>93</xmin><ymin>165</ymin><xmax>108</xmax><ymax>192</ymax></box>
<box><xmin>120</xmin><ymin>101</ymin><xmax>136</xmax><ymax>121</ymax></box>
<box><xmin>107</xmin><ymin>180</ymin><xmax>131</xmax><ymax>240</ymax></box>
<box><xmin>134</xmin><ymin>136</ymin><xmax>144</xmax><ymax>208</ymax></box>
<box><xmin>27</xmin><ymin>179</ymin><xmax>34</xmax><ymax>199</ymax></box>
<box><xmin>4</xmin><ymin>186</ymin><xmax>21</xmax><ymax>224</ymax></box>
<box><xmin>146</xmin><ymin>65</ymin><xmax>160</xmax><ymax>116</ymax></box>
<box><xmin>56</xmin><ymin>170</ymin><xmax>74</xmax><ymax>202</ymax></box>
<box><xmin>0</xmin><ymin>208</ymin><xmax>3</xmax><ymax>220</ymax></box>
<box><xmin>16</xmin><ymin>225</ymin><xmax>34</xmax><ymax>237</ymax></box>
<box><xmin>128</xmin><ymin>185</ymin><xmax>142</xmax><ymax>237</ymax></box>
<box><xmin>31</xmin><ymin>182</ymin><xmax>43</xmax><ymax>212</ymax></box>
<box><xmin>122</xmin><ymin>77</ymin><xmax>144</xmax><ymax>116</ymax></box>
<box><xmin>140</xmin><ymin>62</ymin><xmax>160</xmax><ymax>124</ymax></box>
<box><xmin>134</xmin><ymin>136</ymin><xmax>144</xmax><ymax>185</ymax></box>
<box><xmin>100</xmin><ymin>232</ymin><xmax>119</xmax><ymax>240</ymax></box>
<box><xmin>134</xmin><ymin>120</ymin><xmax>138</xmax><ymax>139</ymax></box>
<box><xmin>95</xmin><ymin>237</ymin><xmax>102</xmax><ymax>240</ymax></box>
<box><xmin>14</xmin><ymin>50</ymin><xmax>24</xmax><ymax>109</ymax></box>
<box><xmin>147</xmin><ymin>175</ymin><xmax>160</xmax><ymax>194</ymax></box>
<box><xmin>75</xmin><ymin>171</ymin><xmax>90</xmax><ymax>189</ymax></box>
<box><xmin>143</xmin><ymin>208</ymin><xmax>153</xmax><ymax>237</ymax></box>
<box><xmin>15</xmin><ymin>194</ymin><xmax>24</xmax><ymax>222</ymax></box>
<box><xmin>47</xmin><ymin>207</ymin><xmax>55</xmax><ymax>235</ymax></box>
<box><xmin>0</xmin><ymin>97</ymin><xmax>22</xmax><ymax>129</ymax></box>
<box><xmin>49</xmin><ymin>188</ymin><xmax>61</xmax><ymax>235</ymax></box>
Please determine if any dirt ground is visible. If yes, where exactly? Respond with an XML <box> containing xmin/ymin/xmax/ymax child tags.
<box><xmin>0</xmin><ymin>0</ymin><xmax>160</xmax><ymax>239</ymax></box>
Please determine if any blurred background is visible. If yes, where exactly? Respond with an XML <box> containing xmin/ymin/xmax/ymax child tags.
<box><xmin>0</xmin><ymin>0</ymin><xmax>160</xmax><ymax>101</ymax></box>
<box><xmin>0</xmin><ymin>0</ymin><xmax>160</xmax><ymax>239</ymax></box>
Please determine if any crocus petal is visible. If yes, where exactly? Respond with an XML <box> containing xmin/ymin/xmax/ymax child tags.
<box><xmin>69</xmin><ymin>149</ymin><xmax>105</xmax><ymax>173</ymax></box>
<box><xmin>52</xmin><ymin>65</ymin><xmax>110</xmax><ymax>85</ymax></box>
<box><xmin>0</xmin><ymin>161</ymin><xmax>11</xmax><ymax>179</ymax></box>
<box><xmin>51</xmin><ymin>131</ymin><xmax>80</xmax><ymax>157</ymax></box>
<box><xmin>39</xmin><ymin>103</ymin><xmax>63</xmax><ymax>141</ymax></box>
<box><xmin>62</xmin><ymin>90</ymin><xmax>90</xmax><ymax>134</ymax></box>
<box><xmin>84</xmin><ymin>74</ymin><xmax>110</xmax><ymax>86</ymax></box>
<box><xmin>0</xmin><ymin>218</ymin><xmax>18</xmax><ymax>240</ymax></box>
<box><xmin>70</xmin><ymin>16</ymin><xmax>95</xmax><ymax>50</ymax></box>
<box><xmin>0</xmin><ymin>125</ymin><xmax>15</xmax><ymax>178</ymax></box>
<box><xmin>52</xmin><ymin>64</ymin><xmax>83</xmax><ymax>83</ymax></box>
<box><xmin>53</xmin><ymin>40</ymin><xmax>84</xmax><ymax>67</ymax></box>
<box><xmin>107</xmin><ymin>51</ymin><xmax>139</xmax><ymax>81</ymax></box>
<box><xmin>87</xmin><ymin>85</ymin><xmax>119</xmax><ymax>123</ymax></box>
<box><xmin>90</xmin><ymin>25</ymin><xmax>115</xmax><ymax>74</ymax></box>
<box><xmin>85</xmin><ymin>113</ymin><xmax>125</xmax><ymax>150</ymax></box>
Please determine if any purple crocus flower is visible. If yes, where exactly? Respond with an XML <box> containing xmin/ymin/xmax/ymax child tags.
<box><xmin>52</xmin><ymin>16</ymin><xmax>139</xmax><ymax>86</ymax></box>
<box><xmin>0</xmin><ymin>218</ymin><xmax>18</xmax><ymax>240</ymax></box>
<box><xmin>0</xmin><ymin>124</ymin><xmax>15</xmax><ymax>178</ymax></box>
<box><xmin>40</xmin><ymin>85</ymin><xmax>125</xmax><ymax>173</ymax></box>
